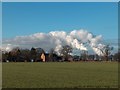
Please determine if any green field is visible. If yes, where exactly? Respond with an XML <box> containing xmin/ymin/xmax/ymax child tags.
<box><xmin>2</xmin><ymin>62</ymin><xmax>118</xmax><ymax>88</ymax></box>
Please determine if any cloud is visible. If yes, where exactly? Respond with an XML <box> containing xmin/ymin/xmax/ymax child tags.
<box><xmin>2</xmin><ymin>29</ymin><xmax>109</xmax><ymax>55</ymax></box>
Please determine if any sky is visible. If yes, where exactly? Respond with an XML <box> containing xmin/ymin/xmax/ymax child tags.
<box><xmin>3</xmin><ymin>2</ymin><xmax>118</xmax><ymax>39</ymax></box>
<box><xmin>2</xmin><ymin>2</ymin><xmax>118</xmax><ymax>55</ymax></box>
<box><xmin>2</xmin><ymin>0</ymin><xmax>120</xmax><ymax>2</ymax></box>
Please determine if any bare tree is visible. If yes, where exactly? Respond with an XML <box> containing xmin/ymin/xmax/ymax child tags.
<box><xmin>10</xmin><ymin>47</ymin><xmax>21</xmax><ymax>62</ymax></box>
<box><xmin>98</xmin><ymin>45</ymin><xmax>113</xmax><ymax>61</ymax></box>
<box><xmin>49</xmin><ymin>48</ymin><xmax>55</xmax><ymax>62</ymax></box>
<box><xmin>114</xmin><ymin>48</ymin><xmax>120</xmax><ymax>61</ymax></box>
<box><xmin>81</xmin><ymin>50</ymin><xmax>88</xmax><ymax>61</ymax></box>
<box><xmin>30</xmin><ymin>47</ymin><xmax>37</xmax><ymax>62</ymax></box>
<box><xmin>20</xmin><ymin>49</ymin><xmax>30</xmax><ymax>62</ymax></box>
<box><xmin>60</xmin><ymin>45</ymin><xmax>73</xmax><ymax>61</ymax></box>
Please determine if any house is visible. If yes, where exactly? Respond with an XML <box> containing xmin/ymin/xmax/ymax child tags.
<box><xmin>41</xmin><ymin>53</ymin><xmax>45</xmax><ymax>62</ymax></box>
<box><xmin>39</xmin><ymin>53</ymin><xmax>62</xmax><ymax>62</ymax></box>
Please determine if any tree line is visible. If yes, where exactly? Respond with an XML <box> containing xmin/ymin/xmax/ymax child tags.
<box><xmin>1</xmin><ymin>45</ymin><xmax>120</xmax><ymax>62</ymax></box>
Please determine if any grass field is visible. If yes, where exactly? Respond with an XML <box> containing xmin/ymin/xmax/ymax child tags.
<box><xmin>2</xmin><ymin>62</ymin><xmax>118</xmax><ymax>88</ymax></box>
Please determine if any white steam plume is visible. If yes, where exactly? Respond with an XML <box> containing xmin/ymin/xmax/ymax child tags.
<box><xmin>2</xmin><ymin>29</ymin><xmax>105</xmax><ymax>56</ymax></box>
